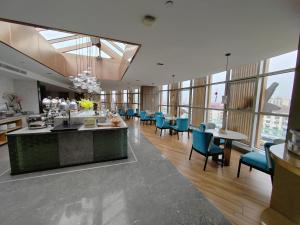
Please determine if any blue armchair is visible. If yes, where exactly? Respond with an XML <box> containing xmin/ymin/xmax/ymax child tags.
<box><xmin>170</xmin><ymin>118</ymin><xmax>189</xmax><ymax>140</ymax></box>
<box><xmin>155</xmin><ymin>116</ymin><xmax>170</xmax><ymax>136</ymax></box>
<box><xmin>118</xmin><ymin>108</ymin><xmax>126</xmax><ymax>117</ymax></box>
<box><xmin>151</xmin><ymin>111</ymin><xmax>163</xmax><ymax>123</ymax></box>
<box><xmin>189</xmin><ymin>130</ymin><xmax>224</xmax><ymax>171</ymax></box>
<box><xmin>237</xmin><ymin>142</ymin><xmax>275</xmax><ymax>182</ymax></box>
<box><xmin>199</xmin><ymin>123</ymin><xmax>206</xmax><ymax>132</ymax></box>
<box><xmin>135</xmin><ymin>108</ymin><xmax>140</xmax><ymax>118</ymax></box>
<box><xmin>140</xmin><ymin>111</ymin><xmax>151</xmax><ymax>125</ymax></box>
<box><xmin>127</xmin><ymin>108</ymin><xmax>135</xmax><ymax>119</ymax></box>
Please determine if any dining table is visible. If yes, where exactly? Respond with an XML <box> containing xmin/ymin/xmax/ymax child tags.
<box><xmin>206</xmin><ymin>129</ymin><xmax>247</xmax><ymax>166</ymax></box>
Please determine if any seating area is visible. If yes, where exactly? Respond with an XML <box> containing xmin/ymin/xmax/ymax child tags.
<box><xmin>0</xmin><ymin>2</ymin><xmax>299</xmax><ymax>225</ymax></box>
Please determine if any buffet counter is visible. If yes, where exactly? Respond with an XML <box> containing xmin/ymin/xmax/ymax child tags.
<box><xmin>7</xmin><ymin>115</ymin><xmax>128</xmax><ymax>175</ymax></box>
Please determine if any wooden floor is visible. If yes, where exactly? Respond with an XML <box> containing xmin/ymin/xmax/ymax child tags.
<box><xmin>128</xmin><ymin>119</ymin><xmax>272</xmax><ymax>225</ymax></box>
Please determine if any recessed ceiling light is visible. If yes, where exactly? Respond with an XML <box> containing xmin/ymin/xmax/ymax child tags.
<box><xmin>143</xmin><ymin>15</ymin><xmax>156</xmax><ymax>27</ymax></box>
<box><xmin>46</xmin><ymin>72</ymin><xmax>52</xmax><ymax>75</ymax></box>
<box><xmin>157</xmin><ymin>62</ymin><xmax>164</xmax><ymax>66</ymax></box>
<box><xmin>152</xmin><ymin>83</ymin><xmax>155</xmax><ymax>85</ymax></box>
<box><xmin>165</xmin><ymin>0</ymin><xmax>174</xmax><ymax>7</ymax></box>
<box><xmin>20</xmin><ymin>61</ymin><xmax>25</xmax><ymax>64</ymax></box>
<box><xmin>136</xmin><ymin>80</ymin><xmax>140</xmax><ymax>81</ymax></box>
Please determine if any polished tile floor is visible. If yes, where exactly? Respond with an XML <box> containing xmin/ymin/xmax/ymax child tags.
<box><xmin>0</xmin><ymin>124</ymin><xmax>230</xmax><ymax>225</ymax></box>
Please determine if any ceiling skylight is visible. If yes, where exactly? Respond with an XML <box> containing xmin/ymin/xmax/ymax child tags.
<box><xmin>113</xmin><ymin>41</ymin><xmax>126</xmax><ymax>51</ymax></box>
<box><xmin>66</xmin><ymin>46</ymin><xmax>111</xmax><ymax>58</ymax></box>
<box><xmin>52</xmin><ymin>37</ymin><xmax>91</xmax><ymax>49</ymax></box>
<box><xmin>101</xmin><ymin>39</ymin><xmax>124</xmax><ymax>56</ymax></box>
<box><xmin>38</xmin><ymin>30</ymin><xmax>74</xmax><ymax>40</ymax></box>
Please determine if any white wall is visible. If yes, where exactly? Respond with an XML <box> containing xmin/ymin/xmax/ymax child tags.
<box><xmin>0</xmin><ymin>74</ymin><xmax>15</xmax><ymax>105</ymax></box>
<box><xmin>14</xmin><ymin>80</ymin><xmax>39</xmax><ymax>113</ymax></box>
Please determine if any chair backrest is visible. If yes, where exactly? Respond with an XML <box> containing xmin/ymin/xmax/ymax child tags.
<box><xmin>264</xmin><ymin>142</ymin><xmax>275</xmax><ymax>170</ymax></box>
<box><xmin>206</xmin><ymin>122</ymin><xmax>216</xmax><ymax>129</ymax></box>
<box><xmin>118</xmin><ymin>108</ymin><xmax>124</xmax><ymax>114</ymax></box>
<box><xmin>192</xmin><ymin>130</ymin><xmax>213</xmax><ymax>154</ymax></box>
<box><xmin>199</xmin><ymin>123</ymin><xmax>206</xmax><ymax>132</ymax></box>
<box><xmin>127</xmin><ymin>108</ymin><xmax>134</xmax><ymax>116</ymax></box>
<box><xmin>176</xmin><ymin>118</ymin><xmax>189</xmax><ymax>131</ymax></box>
<box><xmin>155</xmin><ymin>112</ymin><xmax>163</xmax><ymax>118</ymax></box>
<box><xmin>156</xmin><ymin>116</ymin><xmax>164</xmax><ymax>128</ymax></box>
<box><xmin>140</xmin><ymin>111</ymin><xmax>147</xmax><ymax>119</ymax></box>
<box><xmin>136</xmin><ymin>108</ymin><xmax>139</xmax><ymax>113</ymax></box>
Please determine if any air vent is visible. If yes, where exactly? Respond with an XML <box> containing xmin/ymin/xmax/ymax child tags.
<box><xmin>0</xmin><ymin>62</ymin><xmax>27</xmax><ymax>75</ymax></box>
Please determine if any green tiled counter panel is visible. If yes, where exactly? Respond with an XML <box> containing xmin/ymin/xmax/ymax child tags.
<box><xmin>93</xmin><ymin>129</ymin><xmax>128</xmax><ymax>162</ymax></box>
<box><xmin>8</xmin><ymin>134</ymin><xmax>59</xmax><ymax>174</ymax></box>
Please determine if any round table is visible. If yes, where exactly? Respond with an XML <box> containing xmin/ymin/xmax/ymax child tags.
<box><xmin>206</xmin><ymin>129</ymin><xmax>247</xmax><ymax>166</ymax></box>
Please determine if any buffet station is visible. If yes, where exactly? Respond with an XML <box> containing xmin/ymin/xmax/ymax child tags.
<box><xmin>7</xmin><ymin>98</ymin><xmax>128</xmax><ymax>175</ymax></box>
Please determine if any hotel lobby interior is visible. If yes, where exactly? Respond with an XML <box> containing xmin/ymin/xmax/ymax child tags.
<box><xmin>0</xmin><ymin>1</ymin><xmax>300</xmax><ymax>225</ymax></box>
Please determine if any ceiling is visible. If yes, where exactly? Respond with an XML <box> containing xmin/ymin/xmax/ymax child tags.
<box><xmin>0</xmin><ymin>0</ymin><xmax>299</xmax><ymax>90</ymax></box>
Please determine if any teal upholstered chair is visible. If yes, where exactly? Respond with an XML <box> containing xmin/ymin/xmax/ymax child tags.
<box><xmin>118</xmin><ymin>108</ymin><xmax>126</xmax><ymax>117</ymax></box>
<box><xmin>155</xmin><ymin>116</ymin><xmax>170</xmax><ymax>136</ymax></box>
<box><xmin>237</xmin><ymin>142</ymin><xmax>275</xmax><ymax>182</ymax></box>
<box><xmin>189</xmin><ymin>129</ymin><xmax>224</xmax><ymax>171</ymax></box>
<box><xmin>170</xmin><ymin>118</ymin><xmax>189</xmax><ymax>140</ymax></box>
<box><xmin>135</xmin><ymin>108</ymin><xmax>140</xmax><ymax>118</ymax></box>
<box><xmin>199</xmin><ymin>123</ymin><xmax>206</xmax><ymax>132</ymax></box>
<box><xmin>151</xmin><ymin>111</ymin><xmax>163</xmax><ymax>123</ymax></box>
<box><xmin>127</xmin><ymin>108</ymin><xmax>135</xmax><ymax>119</ymax></box>
<box><xmin>140</xmin><ymin>111</ymin><xmax>151</xmax><ymax>125</ymax></box>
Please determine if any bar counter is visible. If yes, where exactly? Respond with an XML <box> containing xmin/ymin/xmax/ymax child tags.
<box><xmin>7</xmin><ymin>117</ymin><xmax>128</xmax><ymax>175</ymax></box>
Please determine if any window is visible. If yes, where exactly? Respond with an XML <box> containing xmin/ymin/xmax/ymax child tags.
<box><xmin>133</xmin><ymin>94</ymin><xmax>139</xmax><ymax>103</ymax></box>
<box><xmin>260</xmin><ymin>72</ymin><xmax>294</xmax><ymax>115</ymax></box>
<box><xmin>208</xmin><ymin>84</ymin><xmax>225</xmax><ymax>109</ymax></box>
<box><xmin>211</xmin><ymin>71</ymin><xmax>226</xmax><ymax>83</ymax></box>
<box><xmin>162</xmin><ymin>85</ymin><xmax>168</xmax><ymax>91</ymax></box>
<box><xmin>160</xmin><ymin>106</ymin><xmax>168</xmax><ymax>114</ymax></box>
<box><xmin>267</xmin><ymin>50</ymin><xmax>297</xmax><ymax>73</ymax></box>
<box><xmin>161</xmin><ymin>91</ymin><xmax>168</xmax><ymax>105</ymax></box>
<box><xmin>179</xmin><ymin>89</ymin><xmax>190</xmax><ymax>106</ymax></box>
<box><xmin>181</xmin><ymin>80</ymin><xmax>190</xmax><ymax>88</ymax></box>
<box><xmin>123</xmin><ymin>90</ymin><xmax>128</xmax><ymax>103</ymax></box>
<box><xmin>39</xmin><ymin>30</ymin><xmax>74</xmax><ymax>40</ymax></box>
<box><xmin>178</xmin><ymin>107</ymin><xmax>189</xmax><ymax>118</ymax></box>
<box><xmin>257</xmin><ymin>115</ymin><xmax>288</xmax><ymax>147</ymax></box>
<box><xmin>66</xmin><ymin>46</ymin><xmax>111</xmax><ymax>58</ymax></box>
<box><xmin>207</xmin><ymin>110</ymin><xmax>223</xmax><ymax>128</ymax></box>
<box><xmin>52</xmin><ymin>37</ymin><xmax>90</xmax><ymax>49</ymax></box>
<box><xmin>101</xmin><ymin>39</ymin><xmax>124</xmax><ymax>56</ymax></box>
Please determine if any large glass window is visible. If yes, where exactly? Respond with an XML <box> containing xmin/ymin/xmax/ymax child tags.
<box><xmin>211</xmin><ymin>71</ymin><xmax>226</xmax><ymax>83</ymax></box>
<box><xmin>178</xmin><ymin>107</ymin><xmax>189</xmax><ymax>118</ymax></box>
<box><xmin>179</xmin><ymin>89</ymin><xmax>190</xmax><ymax>106</ymax></box>
<box><xmin>123</xmin><ymin>90</ymin><xmax>128</xmax><ymax>103</ymax></box>
<box><xmin>161</xmin><ymin>91</ymin><xmax>168</xmax><ymax>105</ymax></box>
<box><xmin>260</xmin><ymin>72</ymin><xmax>294</xmax><ymax>115</ymax></box>
<box><xmin>267</xmin><ymin>50</ymin><xmax>297</xmax><ymax>73</ymax></box>
<box><xmin>207</xmin><ymin>110</ymin><xmax>224</xmax><ymax>128</ymax></box>
<box><xmin>208</xmin><ymin>84</ymin><xmax>225</xmax><ymax>109</ymax></box>
<box><xmin>257</xmin><ymin>115</ymin><xmax>288</xmax><ymax>147</ymax></box>
<box><xmin>181</xmin><ymin>80</ymin><xmax>190</xmax><ymax>88</ymax></box>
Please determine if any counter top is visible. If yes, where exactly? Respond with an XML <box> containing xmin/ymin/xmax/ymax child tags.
<box><xmin>8</xmin><ymin>116</ymin><xmax>127</xmax><ymax>136</ymax></box>
<box><xmin>270</xmin><ymin>143</ymin><xmax>300</xmax><ymax>176</ymax></box>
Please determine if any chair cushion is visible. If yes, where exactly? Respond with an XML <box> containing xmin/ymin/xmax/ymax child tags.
<box><xmin>241</xmin><ymin>152</ymin><xmax>268</xmax><ymax>171</ymax></box>
<box><xmin>170</xmin><ymin>125</ymin><xmax>188</xmax><ymax>132</ymax></box>
<box><xmin>209</xmin><ymin>144</ymin><xmax>223</xmax><ymax>154</ymax></box>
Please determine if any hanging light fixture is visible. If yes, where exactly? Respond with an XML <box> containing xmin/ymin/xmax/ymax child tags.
<box><xmin>69</xmin><ymin>35</ymin><xmax>102</xmax><ymax>94</ymax></box>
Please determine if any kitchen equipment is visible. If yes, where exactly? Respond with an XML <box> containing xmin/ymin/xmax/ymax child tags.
<box><xmin>27</xmin><ymin>115</ymin><xmax>46</xmax><ymax>129</ymax></box>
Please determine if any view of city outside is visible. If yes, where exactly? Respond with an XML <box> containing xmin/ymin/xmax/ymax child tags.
<box><xmin>207</xmin><ymin>110</ymin><xmax>223</xmax><ymax>128</ymax></box>
<box><xmin>161</xmin><ymin>91</ymin><xmax>168</xmax><ymax>105</ymax></box>
<box><xmin>258</xmin><ymin>50</ymin><xmax>297</xmax><ymax>146</ymax></box>
<box><xmin>123</xmin><ymin>90</ymin><xmax>128</xmax><ymax>103</ymax></box>
<box><xmin>179</xmin><ymin>107</ymin><xmax>189</xmax><ymax>118</ymax></box>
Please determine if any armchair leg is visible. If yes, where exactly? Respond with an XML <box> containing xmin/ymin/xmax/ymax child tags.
<box><xmin>221</xmin><ymin>153</ymin><xmax>224</xmax><ymax>167</ymax></box>
<box><xmin>203</xmin><ymin>156</ymin><xmax>208</xmax><ymax>171</ymax></box>
<box><xmin>249</xmin><ymin>166</ymin><xmax>252</xmax><ymax>171</ymax></box>
<box><xmin>188</xmin><ymin>131</ymin><xmax>190</xmax><ymax>139</ymax></box>
<box><xmin>237</xmin><ymin>159</ymin><xmax>242</xmax><ymax>178</ymax></box>
<box><xmin>155</xmin><ymin>127</ymin><xmax>157</xmax><ymax>134</ymax></box>
<box><xmin>177</xmin><ymin>132</ymin><xmax>179</xmax><ymax>140</ymax></box>
<box><xmin>189</xmin><ymin>147</ymin><xmax>193</xmax><ymax>160</ymax></box>
<box><xmin>160</xmin><ymin>129</ymin><xmax>162</xmax><ymax>137</ymax></box>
